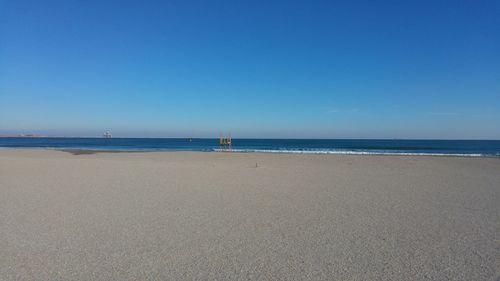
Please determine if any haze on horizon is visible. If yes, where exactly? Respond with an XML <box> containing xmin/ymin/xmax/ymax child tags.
<box><xmin>1</xmin><ymin>0</ymin><xmax>499</xmax><ymax>139</ymax></box>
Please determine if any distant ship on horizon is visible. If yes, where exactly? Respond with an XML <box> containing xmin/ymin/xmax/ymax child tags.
<box><xmin>103</xmin><ymin>130</ymin><xmax>112</xmax><ymax>138</ymax></box>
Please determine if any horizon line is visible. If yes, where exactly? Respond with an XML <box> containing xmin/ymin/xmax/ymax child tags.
<box><xmin>1</xmin><ymin>136</ymin><xmax>499</xmax><ymax>141</ymax></box>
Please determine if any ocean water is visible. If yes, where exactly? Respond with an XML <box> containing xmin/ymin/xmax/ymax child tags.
<box><xmin>1</xmin><ymin>138</ymin><xmax>500</xmax><ymax>157</ymax></box>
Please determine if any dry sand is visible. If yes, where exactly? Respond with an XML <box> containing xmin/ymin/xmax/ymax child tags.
<box><xmin>0</xmin><ymin>149</ymin><xmax>499</xmax><ymax>280</ymax></box>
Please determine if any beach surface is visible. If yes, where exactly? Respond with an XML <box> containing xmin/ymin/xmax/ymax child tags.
<box><xmin>0</xmin><ymin>149</ymin><xmax>499</xmax><ymax>281</ymax></box>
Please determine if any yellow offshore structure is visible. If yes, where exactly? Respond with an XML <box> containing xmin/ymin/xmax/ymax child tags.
<box><xmin>219</xmin><ymin>133</ymin><xmax>232</xmax><ymax>150</ymax></box>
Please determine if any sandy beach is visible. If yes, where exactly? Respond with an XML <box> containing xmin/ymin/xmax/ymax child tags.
<box><xmin>0</xmin><ymin>149</ymin><xmax>499</xmax><ymax>280</ymax></box>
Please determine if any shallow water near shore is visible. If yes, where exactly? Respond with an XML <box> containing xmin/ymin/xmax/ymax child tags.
<box><xmin>1</xmin><ymin>137</ymin><xmax>500</xmax><ymax>156</ymax></box>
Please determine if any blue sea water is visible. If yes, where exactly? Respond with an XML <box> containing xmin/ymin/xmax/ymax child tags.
<box><xmin>1</xmin><ymin>138</ymin><xmax>500</xmax><ymax>157</ymax></box>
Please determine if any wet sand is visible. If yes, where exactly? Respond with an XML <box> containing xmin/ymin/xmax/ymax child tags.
<box><xmin>1</xmin><ymin>149</ymin><xmax>499</xmax><ymax>280</ymax></box>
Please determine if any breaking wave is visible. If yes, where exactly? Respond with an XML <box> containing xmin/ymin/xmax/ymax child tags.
<box><xmin>213</xmin><ymin>148</ymin><xmax>489</xmax><ymax>157</ymax></box>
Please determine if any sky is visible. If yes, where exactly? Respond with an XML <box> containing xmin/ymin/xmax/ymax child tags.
<box><xmin>0</xmin><ymin>0</ymin><xmax>499</xmax><ymax>139</ymax></box>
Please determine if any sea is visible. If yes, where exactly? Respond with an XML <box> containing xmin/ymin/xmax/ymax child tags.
<box><xmin>1</xmin><ymin>138</ymin><xmax>500</xmax><ymax>157</ymax></box>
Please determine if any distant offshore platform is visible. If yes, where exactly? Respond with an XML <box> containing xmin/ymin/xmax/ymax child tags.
<box><xmin>103</xmin><ymin>130</ymin><xmax>112</xmax><ymax>138</ymax></box>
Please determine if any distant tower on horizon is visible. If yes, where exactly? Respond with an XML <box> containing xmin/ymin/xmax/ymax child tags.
<box><xmin>103</xmin><ymin>130</ymin><xmax>112</xmax><ymax>138</ymax></box>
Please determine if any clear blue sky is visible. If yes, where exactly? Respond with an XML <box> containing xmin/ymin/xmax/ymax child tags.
<box><xmin>1</xmin><ymin>0</ymin><xmax>499</xmax><ymax>139</ymax></box>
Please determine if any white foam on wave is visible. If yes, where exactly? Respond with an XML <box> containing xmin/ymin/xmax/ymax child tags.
<box><xmin>0</xmin><ymin>146</ymin><xmax>495</xmax><ymax>157</ymax></box>
<box><xmin>213</xmin><ymin>148</ymin><xmax>487</xmax><ymax>157</ymax></box>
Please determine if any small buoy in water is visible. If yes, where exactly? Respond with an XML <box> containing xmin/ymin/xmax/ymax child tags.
<box><xmin>255</xmin><ymin>163</ymin><xmax>258</xmax><ymax>168</ymax></box>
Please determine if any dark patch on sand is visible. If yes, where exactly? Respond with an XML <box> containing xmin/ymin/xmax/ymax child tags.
<box><xmin>61</xmin><ymin>150</ymin><xmax>141</xmax><ymax>155</ymax></box>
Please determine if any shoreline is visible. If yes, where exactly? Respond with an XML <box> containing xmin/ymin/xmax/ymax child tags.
<box><xmin>0</xmin><ymin>147</ymin><xmax>498</xmax><ymax>157</ymax></box>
